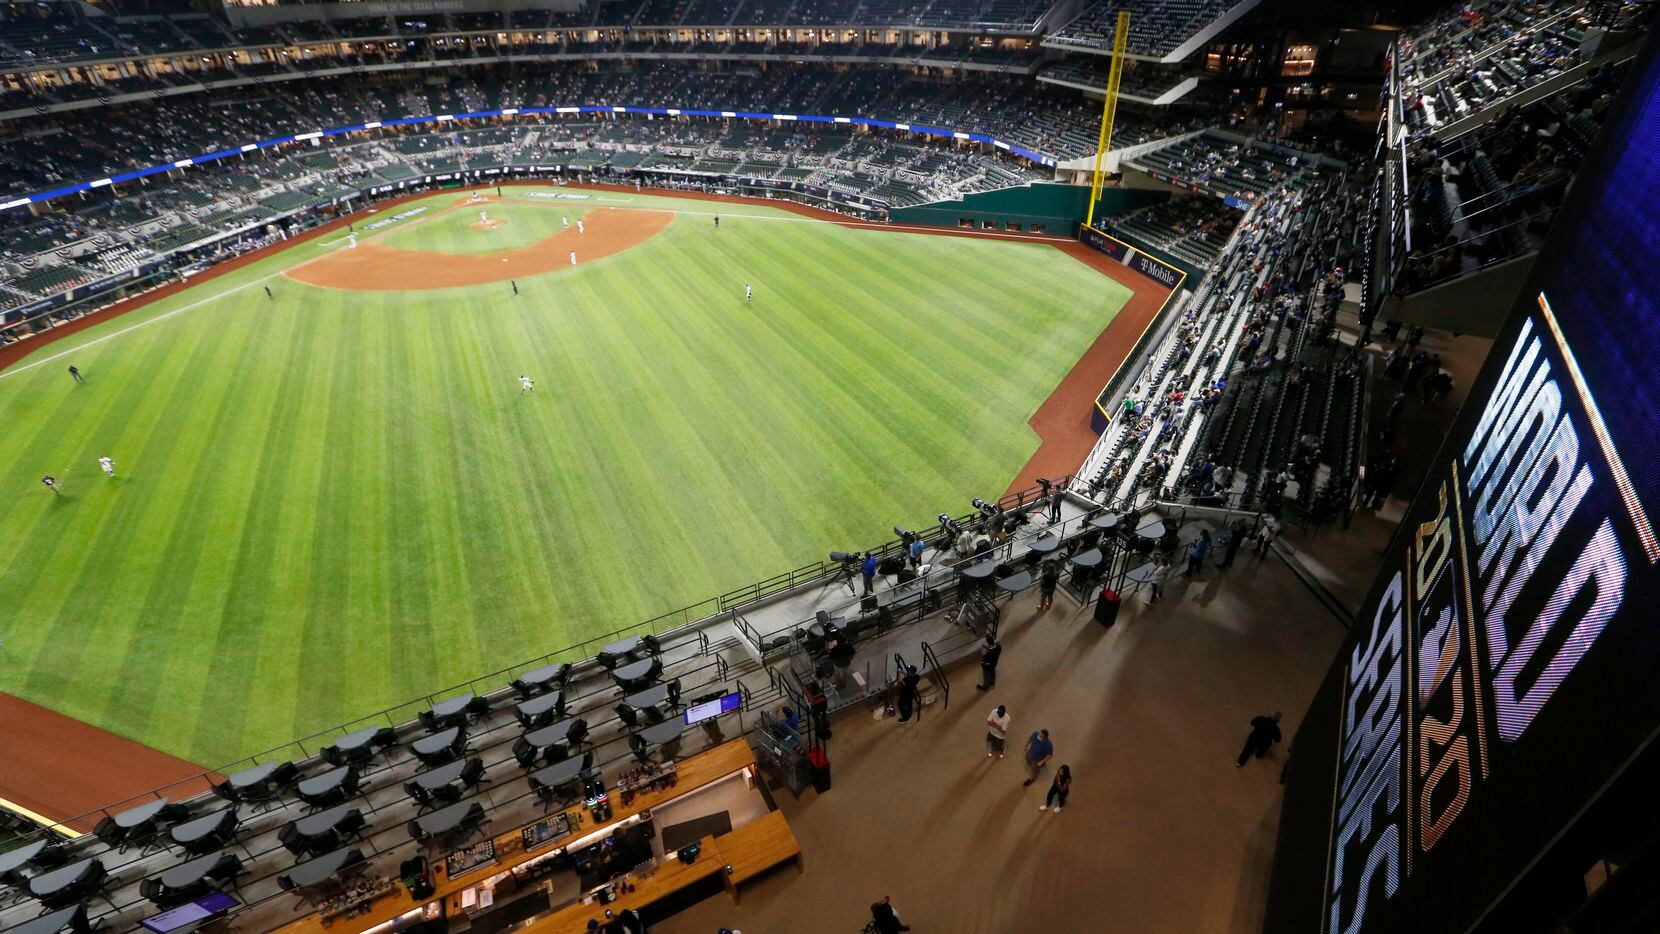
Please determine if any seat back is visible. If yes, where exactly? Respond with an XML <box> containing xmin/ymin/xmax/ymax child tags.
<box><xmin>93</xmin><ymin>816</ymin><xmax>125</xmax><ymax>848</ymax></box>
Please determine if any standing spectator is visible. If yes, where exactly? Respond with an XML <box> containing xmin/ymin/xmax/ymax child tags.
<box><xmin>1037</xmin><ymin>561</ymin><xmax>1061</xmax><ymax>611</ymax></box>
<box><xmin>1367</xmin><ymin>455</ymin><xmax>1399</xmax><ymax>508</ymax></box>
<box><xmin>870</xmin><ymin>896</ymin><xmax>910</xmax><ymax>933</ymax></box>
<box><xmin>1046</xmin><ymin>488</ymin><xmax>1063</xmax><ymax>524</ymax></box>
<box><xmin>1022</xmin><ymin>729</ymin><xmax>1054</xmax><ymax>786</ymax></box>
<box><xmin>908</xmin><ymin>535</ymin><xmax>925</xmax><ymax>569</ymax></box>
<box><xmin>1149</xmin><ymin>558</ymin><xmax>1170</xmax><ymax>602</ymax></box>
<box><xmin>1221</xmin><ymin>520</ymin><xmax>1246</xmax><ymax>569</ymax></box>
<box><xmin>1255</xmin><ymin>515</ymin><xmax>1281</xmax><ymax>557</ymax></box>
<box><xmin>985</xmin><ymin>704</ymin><xmax>1010</xmax><ymax>758</ymax></box>
<box><xmin>1186</xmin><ymin>531</ymin><xmax>1212</xmax><ymax>577</ymax></box>
<box><xmin>861</xmin><ymin>552</ymin><xmax>877</xmax><ymax>596</ymax></box>
<box><xmin>1040</xmin><ymin>765</ymin><xmax>1072</xmax><ymax>813</ymax></box>
<box><xmin>1237</xmin><ymin>712</ymin><xmax>1283</xmax><ymax>767</ymax></box>
<box><xmin>896</xmin><ymin>665</ymin><xmax>921</xmax><ymax>723</ymax></box>
<box><xmin>977</xmin><ymin>633</ymin><xmax>1001</xmax><ymax>691</ymax></box>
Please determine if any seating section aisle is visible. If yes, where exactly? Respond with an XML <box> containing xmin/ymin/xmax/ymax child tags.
<box><xmin>1083</xmin><ymin>168</ymin><xmax>1371</xmax><ymax>524</ymax></box>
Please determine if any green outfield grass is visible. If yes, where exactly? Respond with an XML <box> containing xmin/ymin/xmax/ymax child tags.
<box><xmin>0</xmin><ymin>187</ymin><xmax>1132</xmax><ymax>764</ymax></box>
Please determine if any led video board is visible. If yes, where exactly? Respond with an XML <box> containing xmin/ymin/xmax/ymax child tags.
<box><xmin>1267</xmin><ymin>34</ymin><xmax>1660</xmax><ymax>934</ymax></box>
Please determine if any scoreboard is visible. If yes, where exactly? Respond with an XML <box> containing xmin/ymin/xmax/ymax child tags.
<box><xmin>1267</xmin><ymin>33</ymin><xmax>1660</xmax><ymax>934</ymax></box>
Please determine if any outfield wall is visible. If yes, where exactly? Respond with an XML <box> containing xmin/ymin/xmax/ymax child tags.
<box><xmin>888</xmin><ymin>183</ymin><xmax>1167</xmax><ymax>233</ymax></box>
<box><xmin>1075</xmin><ymin>224</ymin><xmax>1193</xmax><ymax>434</ymax></box>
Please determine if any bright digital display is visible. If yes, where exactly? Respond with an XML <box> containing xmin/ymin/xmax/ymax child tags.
<box><xmin>683</xmin><ymin>692</ymin><xmax>741</xmax><ymax>726</ymax></box>
<box><xmin>1269</xmin><ymin>34</ymin><xmax>1660</xmax><ymax>934</ymax></box>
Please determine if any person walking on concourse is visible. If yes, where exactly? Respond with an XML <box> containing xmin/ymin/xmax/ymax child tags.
<box><xmin>977</xmin><ymin>633</ymin><xmax>1001</xmax><ymax>690</ymax></box>
<box><xmin>985</xmin><ymin>704</ymin><xmax>1010</xmax><ymax>759</ymax></box>
<box><xmin>1022</xmin><ymin>728</ymin><xmax>1054</xmax><ymax>786</ymax></box>
<box><xmin>1040</xmin><ymin>764</ymin><xmax>1072</xmax><ymax>812</ymax></box>
<box><xmin>1237</xmin><ymin>712</ymin><xmax>1283</xmax><ymax>767</ymax></box>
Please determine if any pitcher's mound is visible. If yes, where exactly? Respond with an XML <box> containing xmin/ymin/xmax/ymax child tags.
<box><xmin>470</xmin><ymin>219</ymin><xmax>509</xmax><ymax>231</ymax></box>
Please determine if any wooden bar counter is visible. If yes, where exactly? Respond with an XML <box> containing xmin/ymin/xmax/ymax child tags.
<box><xmin>275</xmin><ymin>739</ymin><xmax>800</xmax><ymax>934</ymax></box>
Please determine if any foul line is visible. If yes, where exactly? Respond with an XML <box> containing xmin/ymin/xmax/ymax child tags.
<box><xmin>0</xmin><ymin>794</ymin><xmax>82</xmax><ymax>838</ymax></box>
<box><xmin>0</xmin><ymin>273</ymin><xmax>283</xmax><ymax>382</ymax></box>
<box><xmin>0</xmin><ymin>196</ymin><xmax>467</xmax><ymax>380</ymax></box>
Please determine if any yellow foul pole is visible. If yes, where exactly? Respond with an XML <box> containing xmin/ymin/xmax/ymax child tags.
<box><xmin>1086</xmin><ymin>10</ymin><xmax>1131</xmax><ymax>228</ymax></box>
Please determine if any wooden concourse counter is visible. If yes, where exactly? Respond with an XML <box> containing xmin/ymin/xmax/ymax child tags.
<box><xmin>275</xmin><ymin>740</ymin><xmax>800</xmax><ymax>934</ymax></box>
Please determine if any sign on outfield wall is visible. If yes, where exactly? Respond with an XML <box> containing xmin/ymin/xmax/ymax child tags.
<box><xmin>1078</xmin><ymin>226</ymin><xmax>1130</xmax><ymax>262</ymax></box>
<box><xmin>1127</xmin><ymin>251</ymin><xmax>1182</xmax><ymax>288</ymax></box>
<box><xmin>1079</xmin><ymin>225</ymin><xmax>1183</xmax><ymax>291</ymax></box>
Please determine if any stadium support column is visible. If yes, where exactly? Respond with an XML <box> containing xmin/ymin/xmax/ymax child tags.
<box><xmin>1086</xmin><ymin>11</ymin><xmax>1131</xmax><ymax>229</ymax></box>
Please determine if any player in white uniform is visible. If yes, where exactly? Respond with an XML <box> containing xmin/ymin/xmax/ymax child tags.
<box><xmin>745</xmin><ymin>284</ymin><xmax>752</xmax><ymax>302</ymax></box>
<box><xmin>99</xmin><ymin>456</ymin><xmax>116</xmax><ymax>478</ymax></box>
<box><xmin>519</xmin><ymin>375</ymin><xmax>534</xmax><ymax>395</ymax></box>
<box><xmin>577</xmin><ymin>219</ymin><xmax>585</xmax><ymax>234</ymax></box>
<box><xmin>347</xmin><ymin>233</ymin><xmax>358</xmax><ymax>249</ymax></box>
<box><xmin>562</xmin><ymin>216</ymin><xmax>569</xmax><ymax>229</ymax></box>
<box><xmin>570</xmin><ymin>251</ymin><xmax>577</xmax><ymax>266</ymax></box>
<box><xmin>480</xmin><ymin>209</ymin><xmax>488</xmax><ymax>224</ymax></box>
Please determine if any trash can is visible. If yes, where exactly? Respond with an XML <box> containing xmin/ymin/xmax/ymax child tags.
<box><xmin>808</xmin><ymin>746</ymin><xmax>832</xmax><ymax>793</ymax></box>
<box><xmin>1094</xmin><ymin>587</ymin><xmax>1121</xmax><ymax>629</ymax></box>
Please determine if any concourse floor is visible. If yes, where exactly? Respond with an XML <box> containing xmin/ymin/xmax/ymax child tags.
<box><xmin>660</xmin><ymin>547</ymin><xmax>1346</xmax><ymax>934</ymax></box>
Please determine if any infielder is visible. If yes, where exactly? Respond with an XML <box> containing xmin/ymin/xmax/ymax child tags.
<box><xmin>99</xmin><ymin>456</ymin><xmax>116</xmax><ymax>478</ymax></box>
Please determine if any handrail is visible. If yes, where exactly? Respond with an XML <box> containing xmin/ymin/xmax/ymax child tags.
<box><xmin>920</xmin><ymin>641</ymin><xmax>949</xmax><ymax>712</ymax></box>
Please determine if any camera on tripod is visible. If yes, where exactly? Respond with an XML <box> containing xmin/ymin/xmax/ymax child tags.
<box><xmin>936</xmin><ymin>513</ymin><xmax>962</xmax><ymax>537</ymax></box>
<box><xmin>971</xmin><ymin>497</ymin><xmax>999</xmax><ymax>518</ymax></box>
<box><xmin>829</xmin><ymin>551</ymin><xmax>861</xmax><ymax>565</ymax></box>
<box><xmin>893</xmin><ymin>525</ymin><xmax>918</xmax><ymax>546</ymax></box>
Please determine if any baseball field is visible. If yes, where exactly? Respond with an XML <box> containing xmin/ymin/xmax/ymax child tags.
<box><xmin>0</xmin><ymin>185</ymin><xmax>1142</xmax><ymax>767</ymax></box>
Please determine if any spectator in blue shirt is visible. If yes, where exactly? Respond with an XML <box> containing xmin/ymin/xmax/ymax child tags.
<box><xmin>1186</xmin><ymin>530</ymin><xmax>1212</xmax><ymax>577</ymax></box>
<box><xmin>908</xmin><ymin>536</ymin><xmax>925</xmax><ymax>568</ymax></box>
<box><xmin>1022</xmin><ymin>728</ymin><xmax>1054</xmax><ymax>786</ymax></box>
<box><xmin>861</xmin><ymin>552</ymin><xmax>877</xmax><ymax>595</ymax></box>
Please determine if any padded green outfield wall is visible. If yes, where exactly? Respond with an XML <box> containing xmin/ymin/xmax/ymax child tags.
<box><xmin>889</xmin><ymin>183</ymin><xmax>1168</xmax><ymax>233</ymax></box>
